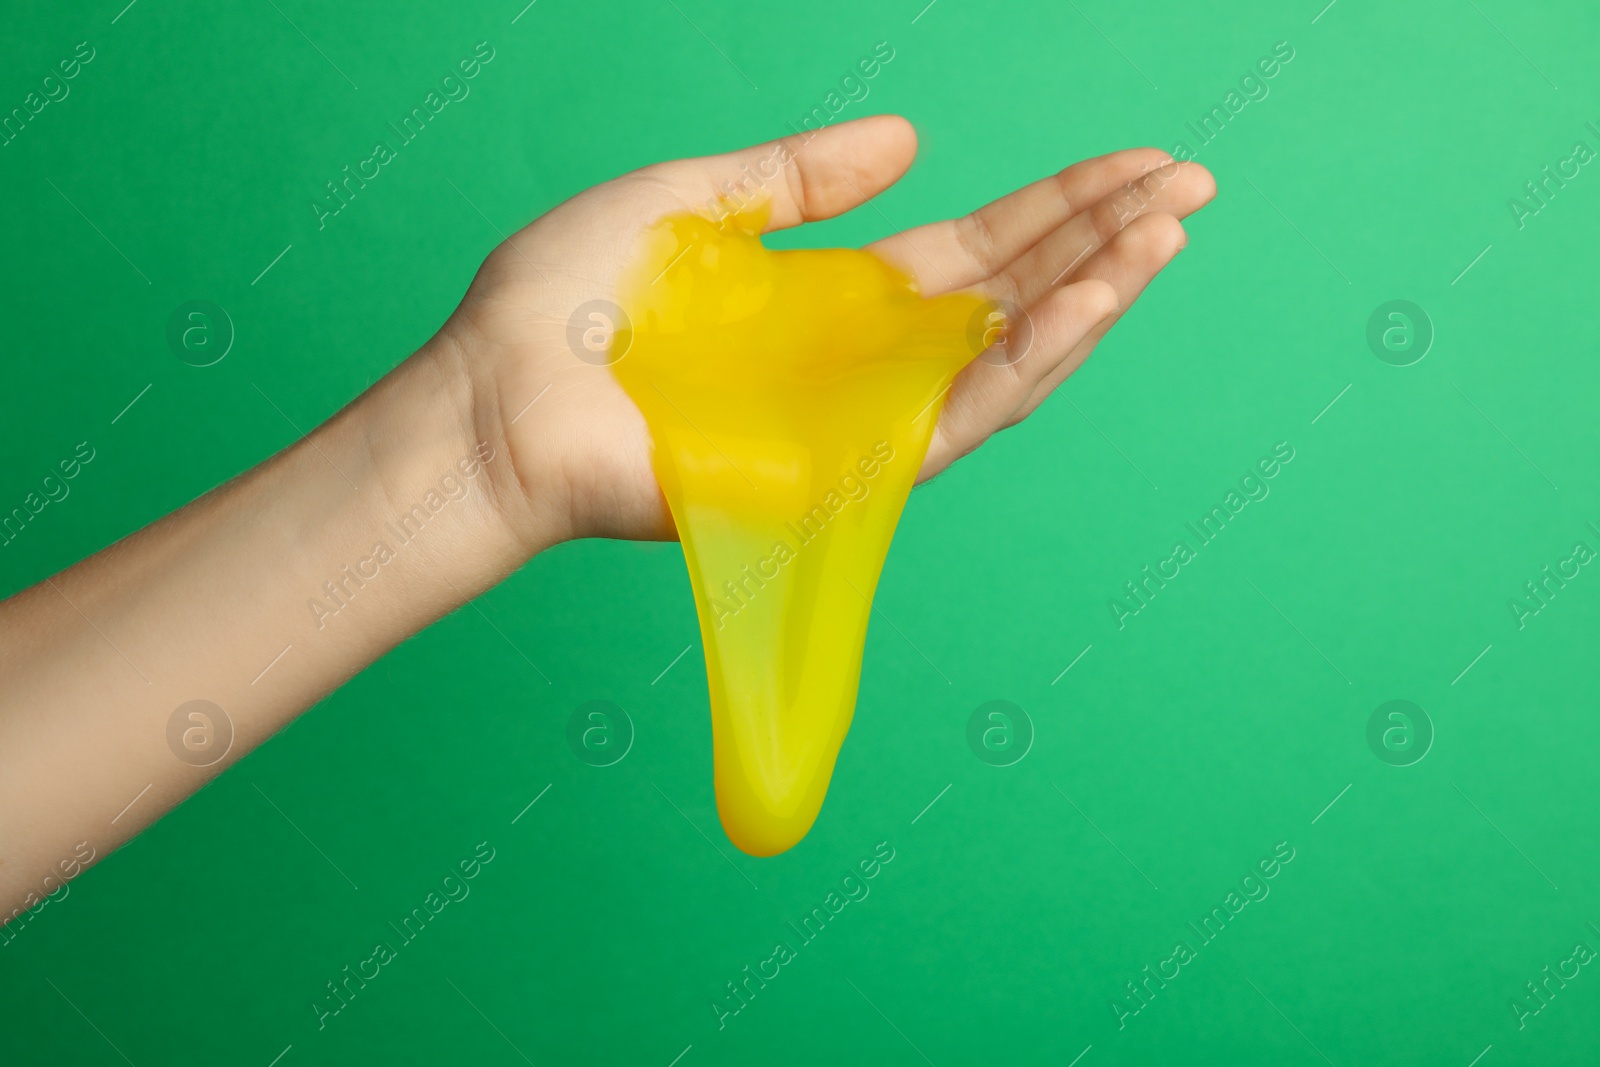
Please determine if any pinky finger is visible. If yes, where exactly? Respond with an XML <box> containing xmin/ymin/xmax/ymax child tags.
<box><xmin>1008</xmin><ymin>212</ymin><xmax>1187</xmax><ymax>426</ymax></box>
<box><xmin>921</xmin><ymin>278</ymin><xmax>1119</xmax><ymax>479</ymax></box>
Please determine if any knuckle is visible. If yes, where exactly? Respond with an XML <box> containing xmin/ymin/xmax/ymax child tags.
<box><xmin>955</xmin><ymin>209</ymin><xmax>1001</xmax><ymax>269</ymax></box>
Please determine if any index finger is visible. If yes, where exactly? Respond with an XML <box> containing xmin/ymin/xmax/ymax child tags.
<box><xmin>865</xmin><ymin>147</ymin><xmax>1184</xmax><ymax>294</ymax></box>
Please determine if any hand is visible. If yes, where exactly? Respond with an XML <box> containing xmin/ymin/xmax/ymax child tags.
<box><xmin>0</xmin><ymin>117</ymin><xmax>1215</xmax><ymax>905</ymax></box>
<box><xmin>438</xmin><ymin>115</ymin><xmax>1216</xmax><ymax>551</ymax></box>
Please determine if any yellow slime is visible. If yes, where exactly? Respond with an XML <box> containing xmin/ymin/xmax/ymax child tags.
<box><xmin>613</xmin><ymin>202</ymin><xmax>989</xmax><ymax>856</ymax></box>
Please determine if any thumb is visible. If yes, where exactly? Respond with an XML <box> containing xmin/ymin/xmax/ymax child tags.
<box><xmin>656</xmin><ymin>114</ymin><xmax>918</xmax><ymax>233</ymax></box>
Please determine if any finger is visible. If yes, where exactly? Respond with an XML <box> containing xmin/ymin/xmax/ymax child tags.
<box><xmin>988</xmin><ymin>160</ymin><xmax>1213</xmax><ymax>310</ymax></box>
<box><xmin>867</xmin><ymin>149</ymin><xmax>1202</xmax><ymax>294</ymax></box>
<box><xmin>920</xmin><ymin>278</ymin><xmax>1120</xmax><ymax>476</ymax></box>
<box><xmin>1011</xmin><ymin>212</ymin><xmax>1188</xmax><ymax>425</ymax></box>
<box><xmin>651</xmin><ymin>114</ymin><xmax>918</xmax><ymax>232</ymax></box>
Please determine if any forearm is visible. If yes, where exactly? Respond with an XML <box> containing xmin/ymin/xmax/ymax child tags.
<box><xmin>0</xmin><ymin>338</ymin><xmax>531</xmax><ymax>918</ymax></box>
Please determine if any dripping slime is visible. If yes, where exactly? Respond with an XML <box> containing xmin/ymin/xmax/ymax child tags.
<box><xmin>613</xmin><ymin>202</ymin><xmax>992</xmax><ymax>855</ymax></box>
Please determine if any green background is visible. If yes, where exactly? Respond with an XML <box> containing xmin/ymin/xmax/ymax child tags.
<box><xmin>3</xmin><ymin>0</ymin><xmax>1598</xmax><ymax>1063</ymax></box>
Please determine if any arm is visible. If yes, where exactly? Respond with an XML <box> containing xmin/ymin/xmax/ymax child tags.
<box><xmin>0</xmin><ymin>115</ymin><xmax>1213</xmax><ymax>918</ymax></box>
<box><xmin>0</xmin><ymin>340</ymin><xmax>535</xmax><ymax>915</ymax></box>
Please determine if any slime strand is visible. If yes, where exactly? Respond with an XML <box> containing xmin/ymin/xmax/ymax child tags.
<box><xmin>613</xmin><ymin>202</ymin><xmax>989</xmax><ymax>856</ymax></box>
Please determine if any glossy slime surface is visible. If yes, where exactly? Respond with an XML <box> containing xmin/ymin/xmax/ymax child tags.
<box><xmin>613</xmin><ymin>203</ymin><xmax>990</xmax><ymax>856</ymax></box>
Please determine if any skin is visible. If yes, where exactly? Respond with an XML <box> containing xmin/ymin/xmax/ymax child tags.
<box><xmin>0</xmin><ymin>115</ymin><xmax>1213</xmax><ymax>921</ymax></box>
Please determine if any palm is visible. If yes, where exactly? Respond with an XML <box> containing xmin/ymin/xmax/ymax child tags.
<box><xmin>448</xmin><ymin>117</ymin><xmax>1214</xmax><ymax>546</ymax></box>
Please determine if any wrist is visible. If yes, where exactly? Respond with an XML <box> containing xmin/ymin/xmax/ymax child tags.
<box><xmin>342</xmin><ymin>332</ymin><xmax>546</xmax><ymax>591</ymax></box>
<box><xmin>427</xmin><ymin>305</ymin><xmax>592</xmax><ymax>550</ymax></box>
